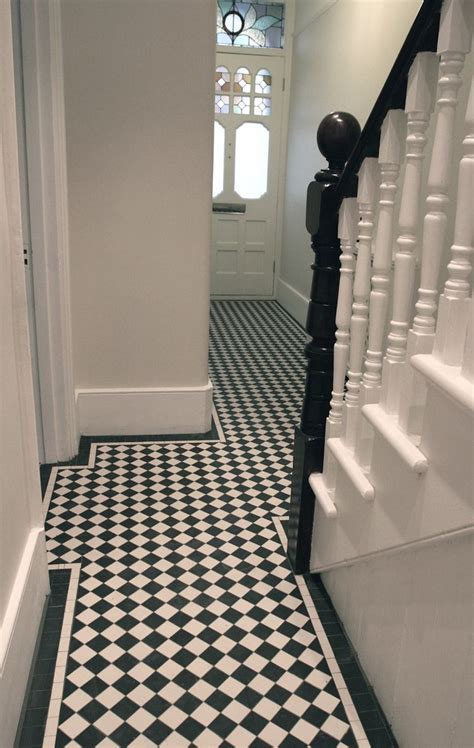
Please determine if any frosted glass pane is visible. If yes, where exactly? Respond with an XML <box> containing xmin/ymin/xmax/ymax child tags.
<box><xmin>234</xmin><ymin>67</ymin><xmax>251</xmax><ymax>93</ymax></box>
<box><xmin>254</xmin><ymin>97</ymin><xmax>271</xmax><ymax>116</ymax></box>
<box><xmin>215</xmin><ymin>94</ymin><xmax>230</xmax><ymax>114</ymax></box>
<box><xmin>255</xmin><ymin>69</ymin><xmax>272</xmax><ymax>94</ymax></box>
<box><xmin>213</xmin><ymin>121</ymin><xmax>225</xmax><ymax>198</ymax></box>
<box><xmin>215</xmin><ymin>66</ymin><xmax>230</xmax><ymax>93</ymax></box>
<box><xmin>234</xmin><ymin>123</ymin><xmax>269</xmax><ymax>199</ymax></box>
<box><xmin>233</xmin><ymin>96</ymin><xmax>251</xmax><ymax>115</ymax></box>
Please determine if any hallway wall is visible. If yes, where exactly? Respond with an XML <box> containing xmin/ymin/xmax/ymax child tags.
<box><xmin>61</xmin><ymin>0</ymin><xmax>215</xmax><ymax>434</ymax></box>
<box><xmin>277</xmin><ymin>0</ymin><xmax>421</xmax><ymax>325</ymax></box>
<box><xmin>0</xmin><ymin>3</ymin><xmax>49</xmax><ymax>743</ymax></box>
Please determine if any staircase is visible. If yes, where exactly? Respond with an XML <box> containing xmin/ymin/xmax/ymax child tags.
<box><xmin>290</xmin><ymin>0</ymin><xmax>473</xmax><ymax>743</ymax></box>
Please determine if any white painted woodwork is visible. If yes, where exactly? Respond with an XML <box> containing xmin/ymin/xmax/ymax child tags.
<box><xmin>343</xmin><ymin>158</ymin><xmax>379</xmax><ymax>451</ymax></box>
<box><xmin>308</xmin><ymin>473</ymin><xmax>337</xmax><ymax>519</ymax></box>
<box><xmin>312</xmin><ymin>360</ymin><xmax>474</xmax><ymax>568</ymax></box>
<box><xmin>461</xmin><ymin>296</ymin><xmax>474</xmax><ymax>381</ymax></box>
<box><xmin>381</xmin><ymin>53</ymin><xmax>438</xmax><ymax>414</ymax></box>
<box><xmin>327</xmin><ymin>438</ymin><xmax>375</xmax><ymax>502</ymax></box>
<box><xmin>399</xmin><ymin>0</ymin><xmax>471</xmax><ymax>435</ymax></box>
<box><xmin>362</xmin><ymin>403</ymin><xmax>428</xmax><ymax>473</ymax></box>
<box><xmin>212</xmin><ymin>53</ymin><xmax>284</xmax><ymax>297</ymax></box>
<box><xmin>1</xmin><ymin>4</ymin><xmax>50</xmax><ymax>741</ymax></box>
<box><xmin>321</xmin><ymin>532</ymin><xmax>473</xmax><ymax>748</ymax></box>
<box><xmin>322</xmin><ymin>198</ymin><xmax>358</xmax><ymax>494</ymax></box>
<box><xmin>76</xmin><ymin>382</ymin><xmax>213</xmax><ymax>436</ymax></box>
<box><xmin>328</xmin><ymin>198</ymin><xmax>358</xmax><ymax>431</ymax></box>
<box><xmin>19</xmin><ymin>0</ymin><xmax>78</xmax><ymax>462</ymax></box>
<box><xmin>434</xmin><ymin>68</ymin><xmax>474</xmax><ymax>365</ymax></box>
<box><xmin>411</xmin><ymin>353</ymin><xmax>474</xmax><ymax>413</ymax></box>
<box><xmin>355</xmin><ymin>110</ymin><xmax>405</xmax><ymax>469</ymax></box>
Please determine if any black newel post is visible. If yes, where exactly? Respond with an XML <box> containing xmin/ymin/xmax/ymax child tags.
<box><xmin>288</xmin><ymin>112</ymin><xmax>361</xmax><ymax>574</ymax></box>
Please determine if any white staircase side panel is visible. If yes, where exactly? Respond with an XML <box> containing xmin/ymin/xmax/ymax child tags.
<box><xmin>321</xmin><ymin>532</ymin><xmax>473</xmax><ymax>748</ymax></box>
<box><xmin>310</xmin><ymin>373</ymin><xmax>473</xmax><ymax>571</ymax></box>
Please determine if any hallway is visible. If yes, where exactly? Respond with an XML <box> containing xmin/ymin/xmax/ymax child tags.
<box><xmin>18</xmin><ymin>302</ymin><xmax>392</xmax><ymax>747</ymax></box>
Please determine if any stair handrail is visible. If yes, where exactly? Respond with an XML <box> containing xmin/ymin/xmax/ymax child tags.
<box><xmin>288</xmin><ymin>0</ymin><xmax>444</xmax><ymax>574</ymax></box>
<box><xmin>334</xmin><ymin>0</ymin><xmax>443</xmax><ymax>204</ymax></box>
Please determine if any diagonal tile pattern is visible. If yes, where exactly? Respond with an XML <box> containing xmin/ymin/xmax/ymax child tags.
<box><xmin>40</xmin><ymin>300</ymin><xmax>366</xmax><ymax>746</ymax></box>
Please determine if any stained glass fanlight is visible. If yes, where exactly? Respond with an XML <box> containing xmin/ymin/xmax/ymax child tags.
<box><xmin>216</xmin><ymin>1</ymin><xmax>285</xmax><ymax>49</ymax></box>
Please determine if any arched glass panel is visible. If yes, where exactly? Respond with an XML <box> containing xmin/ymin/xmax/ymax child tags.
<box><xmin>233</xmin><ymin>67</ymin><xmax>251</xmax><ymax>94</ymax></box>
<box><xmin>212</xmin><ymin>121</ymin><xmax>225</xmax><ymax>198</ymax></box>
<box><xmin>234</xmin><ymin>123</ymin><xmax>269</xmax><ymax>199</ymax></box>
<box><xmin>215</xmin><ymin>65</ymin><xmax>230</xmax><ymax>93</ymax></box>
<box><xmin>255</xmin><ymin>68</ymin><xmax>272</xmax><ymax>94</ymax></box>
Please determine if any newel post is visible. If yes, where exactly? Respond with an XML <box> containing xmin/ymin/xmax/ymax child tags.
<box><xmin>288</xmin><ymin>112</ymin><xmax>360</xmax><ymax>574</ymax></box>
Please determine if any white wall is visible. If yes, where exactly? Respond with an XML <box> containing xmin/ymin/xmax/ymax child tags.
<box><xmin>323</xmin><ymin>533</ymin><xmax>473</xmax><ymax>747</ymax></box>
<box><xmin>277</xmin><ymin>0</ymin><xmax>421</xmax><ymax>324</ymax></box>
<box><xmin>61</xmin><ymin>0</ymin><xmax>216</xmax><ymax>433</ymax></box>
<box><xmin>0</xmin><ymin>3</ymin><xmax>50</xmax><ymax>743</ymax></box>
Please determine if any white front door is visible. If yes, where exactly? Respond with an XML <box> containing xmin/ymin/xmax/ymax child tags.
<box><xmin>212</xmin><ymin>53</ymin><xmax>284</xmax><ymax>297</ymax></box>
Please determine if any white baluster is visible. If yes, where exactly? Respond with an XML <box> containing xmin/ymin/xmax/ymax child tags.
<box><xmin>328</xmin><ymin>198</ymin><xmax>359</xmax><ymax>433</ymax></box>
<box><xmin>399</xmin><ymin>0</ymin><xmax>471</xmax><ymax>435</ymax></box>
<box><xmin>323</xmin><ymin>197</ymin><xmax>358</xmax><ymax>494</ymax></box>
<box><xmin>355</xmin><ymin>110</ymin><xmax>405</xmax><ymax>469</ymax></box>
<box><xmin>381</xmin><ymin>53</ymin><xmax>438</xmax><ymax>414</ymax></box>
<box><xmin>434</xmin><ymin>69</ymin><xmax>474</xmax><ymax>365</ymax></box>
<box><xmin>461</xmin><ymin>296</ymin><xmax>474</xmax><ymax>382</ymax></box>
<box><xmin>343</xmin><ymin>158</ymin><xmax>379</xmax><ymax>452</ymax></box>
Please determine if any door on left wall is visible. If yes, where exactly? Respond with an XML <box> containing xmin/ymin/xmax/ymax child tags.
<box><xmin>11</xmin><ymin>0</ymin><xmax>45</xmax><ymax>463</ymax></box>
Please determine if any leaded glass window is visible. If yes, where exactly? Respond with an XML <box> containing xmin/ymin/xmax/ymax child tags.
<box><xmin>254</xmin><ymin>97</ymin><xmax>271</xmax><ymax>116</ymax></box>
<box><xmin>215</xmin><ymin>65</ymin><xmax>273</xmax><ymax>117</ymax></box>
<box><xmin>234</xmin><ymin>67</ymin><xmax>251</xmax><ymax>94</ymax></box>
<box><xmin>215</xmin><ymin>94</ymin><xmax>230</xmax><ymax>113</ymax></box>
<box><xmin>233</xmin><ymin>95</ymin><xmax>251</xmax><ymax>115</ymax></box>
<box><xmin>255</xmin><ymin>69</ymin><xmax>272</xmax><ymax>95</ymax></box>
<box><xmin>216</xmin><ymin>1</ymin><xmax>285</xmax><ymax>49</ymax></box>
<box><xmin>215</xmin><ymin>66</ymin><xmax>231</xmax><ymax>93</ymax></box>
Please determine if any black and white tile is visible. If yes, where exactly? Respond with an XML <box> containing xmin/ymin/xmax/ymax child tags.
<box><xmin>20</xmin><ymin>301</ymin><xmax>389</xmax><ymax>747</ymax></box>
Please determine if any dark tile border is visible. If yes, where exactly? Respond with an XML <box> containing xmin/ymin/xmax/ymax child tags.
<box><xmin>274</xmin><ymin>300</ymin><xmax>306</xmax><ymax>333</ymax></box>
<box><xmin>304</xmin><ymin>573</ymin><xmax>399</xmax><ymax>747</ymax></box>
<box><xmin>15</xmin><ymin>569</ymin><xmax>71</xmax><ymax>748</ymax></box>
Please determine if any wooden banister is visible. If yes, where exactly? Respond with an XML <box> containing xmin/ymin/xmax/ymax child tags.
<box><xmin>288</xmin><ymin>0</ymin><xmax>444</xmax><ymax>574</ymax></box>
<box><xmin>334</xmin><ymin>0</ymin><xmax>443</xmax><ymax>204</ymax></box>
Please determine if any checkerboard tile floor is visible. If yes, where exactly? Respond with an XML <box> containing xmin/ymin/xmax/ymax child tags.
<box><xmin>37</xmin><ymin>300</ymin><xmax>367</xmax><ymax>746</ymax></box>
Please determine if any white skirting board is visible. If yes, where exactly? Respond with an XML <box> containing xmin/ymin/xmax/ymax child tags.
<box><xmin>276</xmin><ymin>278</ymin><xmax>309</xmax><ymax>329</ymax></box>
<box><xmin>0</xmin><ymin>528</ymin><xmax>50</xmax><ymax>747</ymax></box>
<box><xmin>76</xmin><ymin>380</ymin><xmax>214</xmax><ymax>436</ymax></box>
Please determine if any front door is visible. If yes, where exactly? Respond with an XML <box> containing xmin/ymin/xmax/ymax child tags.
<box><xmin>212</xmin><ymin>53</ymin><xmax>284</xmax><ymax>297</ymax></box>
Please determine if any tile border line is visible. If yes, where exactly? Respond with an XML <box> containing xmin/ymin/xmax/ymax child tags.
<box><xmin>42</xmin><ymin>406</ymin><xmax>226</xmax><ymax>515</ymax></box>
<box><xmin>273</xmin><ymin>518</ymin><xmax>370</xmax><ymax>748</ymax></box>
<box><xmin>41</xmin><ymin>563</ymin><xmax>81</xmax><ymax>748</ymax></box>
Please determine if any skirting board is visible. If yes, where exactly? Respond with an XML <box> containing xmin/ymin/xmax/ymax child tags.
<box><xmin>0</xmin><ymin>527</ymin><xmax>50</xmax><ymax>748</ymax></box>
<box><xmin>276</xmin><ymin>278</ymin><xmax>309</xmax><ymax>328</ymax></box>
<box><xmin>76</xmin><ymin>380</ymin><xmax>214</xmax><ymax>436</ymax></box>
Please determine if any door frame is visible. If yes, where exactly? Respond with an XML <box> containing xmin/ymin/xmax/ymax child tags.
<box><xmin>212</xmin><ymin>52</ymin><xmax>285</xmax><ymax>298</ymax></box>
<box><xmin>19</xmin><ymin>0</ymin><xmax>78</xmax><ymax>463</ymax></box>
<box><xmin>214</xmin><ymin>0</ymin><xmax>296</xmax><ymax>299</ymax></box>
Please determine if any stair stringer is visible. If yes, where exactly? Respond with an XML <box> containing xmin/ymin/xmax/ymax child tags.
<box><xmin>309</xmin><ymin>358</ymin><xmax>473</xmax><ymax>571</ymax></box>
<box><xmin>320</xmin><ymin>531</ymin><xmax>473</xmax><ymax>748</ymax></box>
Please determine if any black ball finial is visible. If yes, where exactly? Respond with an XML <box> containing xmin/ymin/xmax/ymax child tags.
<box><xmin>317</xmin><ymin>112</ymin><xmax>361</xmax><ymax>170</ymax></box>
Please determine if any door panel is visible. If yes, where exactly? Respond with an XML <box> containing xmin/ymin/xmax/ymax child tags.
<box><xmin>212</xmin><ymin>53</ymin><xmax>284</xmax><ymax>297</ymax></box>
